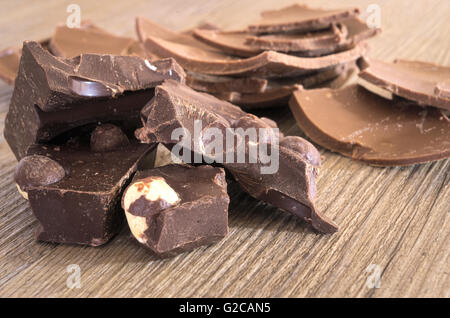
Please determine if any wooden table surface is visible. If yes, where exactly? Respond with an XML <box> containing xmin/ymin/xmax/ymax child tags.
<box><xmin>0</xmin><ymin>0</ymin><xmax>449</xmax><ymax>298</ymax></box>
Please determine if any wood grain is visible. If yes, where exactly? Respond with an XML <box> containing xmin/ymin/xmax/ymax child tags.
<box><xmin>0</xmin><ymin>0</ymin><xmax>448</xmax><ymax>298</ymax></box>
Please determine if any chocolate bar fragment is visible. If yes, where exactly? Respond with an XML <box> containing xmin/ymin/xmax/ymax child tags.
<box><xmin>15</xmin><ymin>126</ymin><xmax>155</xmax><ymax>246</ymax></box>
<box><xmin>136</xmin><ymin>80</ymin><xmax>337</xmax><ymax>233</ymax></box>
<box><xmin>245</xmin><ymin>23</ymin><xmax>347</xmax><ymax>55</ymax></box>
<box><xmin>359</xmin><ymin>59</ymin><xmax>450</xmax><ymax>111</ymax></box>
<box><xmin>208</xmin><ymin>63</ymin><xmax>349</xmax><ymax>109</ymax></box>
<box><xmin>3</xmin><ymin>41</ymin><xmax>184</xmax><ymax>159</ymax></box>
<box><xmin>247</xmin><ymin>17</ymin><xmax>379</xmax><ymax>55</ymax></box>
<box><xmin>49</xmin><ymin>23</ymin><xmax>137</xmax><ymax>58</ymax></box>
<box><xmin>122</xmin><ymin>164</ymin><xmax>229</xmax><ymax>257</ymax></box>
<box><xmin>186</xmin><ymin>72</ymin><xmax>268</xmax><ymax>94</ymax></box>
<box><xmin>289</xmin><ymin>85</ymin><xmax>450</xmax><ymax>166</ymax></box>
<box><xmin>247</xmin><ymin>4</ymin><xmax>360</xmax><ymax>34</ymax></box>
<box><xmin>136</xmin><ymin>17</ymin><xmax>366</xmax><ymax>78</ymax></box>
<box><xmin>225</xmin><ymin>135</ymin><xmax>337</xmax><ymax>233</ymax></box>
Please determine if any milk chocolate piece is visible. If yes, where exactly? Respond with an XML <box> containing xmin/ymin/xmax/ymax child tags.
<box><xmin>136</xmin><ymin>17</ymin><xmax>366</xmax><ymax>78</ymax></box>
<box><xmin>193</xmin><ymin>29</ymin><xmax>262</xmax><ymax>57</ymax></box>
<box><xmin>14</xmin><ymin>155</ymin><xmax>66</xmax><ymax>199</ymax></box>
<box><xmin>289</xmin><ymin>85</ymin><xmax>450</xmax><ymax>166</ymax></box>
<box><xmin>245</xmin><ymin>23</ymin><xmax>347</xmax><ymax>55</ymax></box>
<box><xmin>0</xmin><ymin>21</ymin><xmax>108</xmax><ymax>85</ymax></box>
<box><xmin>3</xmin><ymin>41</ymin><xmax>184</xmax><ymax>159</ymax></box>
<box><xmin>21</xmin><ymin>132</ymin><xmax>155</xmax><ymax>246</ymax></box>
<box><xmin>212</xmin><ymin>85</ymin><xmax>300</xmax><ymax>110</ymax></box>
<box><xmin>186</xmin><ymin>72</ymin><xmax>268</xmax><ymax>94</ymax></box>
<box><xmin>247</xmin><ymin>4</ymin><xmax>360</xmax><ymax>34</ymax></box>
<box><xmin>136</xmin><ymin>80</ymin><xmax>337</xmax><ymax>233</ymax></box>
<box><xmin>210</xmin><ymin>63</ymin><xmax>347</xmax><ymax>109</ymax></box>
<box><xmin>359</xmin><ymin>59</ymin><xmax>450</xmax><ymax>111</ymax></box>
<box><xmin>49</xmin><ymin>24</ymin><xmax>135</xmax><ymax>58</ymax></box>
<box><xmin>122</xmin><ymin>164</ymin><xmax>229</xmax><ymax>257</ymax></box>
<box><xmin>246</xmin><ymin>17</ymin><xmax>379</xmax><ymax>55</ymax></box>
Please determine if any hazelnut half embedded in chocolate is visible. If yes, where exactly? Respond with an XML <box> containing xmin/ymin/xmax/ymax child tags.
<box><xmin>90</xmin><ymin>123</ymin><xmax>129</xmax><ymax>153</ymax></box>
<box><xmin>14</xmin><ymin>155</ymin><xmax>66</xmax><ymax>200</ymax></box>
<box><xmin>122</xmin><ymin>176</ymin><xmax>180</xmax><ymax>244</ymax></box>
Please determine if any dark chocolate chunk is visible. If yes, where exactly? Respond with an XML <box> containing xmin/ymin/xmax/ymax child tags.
<box><xmin>289</xmin><ymin>84</ymin><xmax>450</xmax><ymax>166</ymax></box>
<box><xmin>3</xmin><ymin>41</ymin><xmax>184</xmax><ymax>159</ymax></box>
<box><xmin>136</xmin><ymin>80</ymin><xmax>337</xmax><ymax>233</ymax></box>
<box><xmin>136</xmin><ymin>17</ymin><xmax>366</xmax><ymax>78</ymax></box>
<box><xmin>122</xmin><ymin>164</ymin><xmax>229</xmax><ymax>257</ymax></box>
<box><xmin>90</xmin><ymin>123</ymin><xmax>129</xmax><ymax>152</ymax></box>
<box><xmin>14</xmin><ymin>155</ymin><xmax>66</xmax><ymax>199</ymax></box>
<box><xmin>247</xmin><ymin>4</ymin><xmax>360</xmax><ymax>34</ymax></box>
<box><xmin>24</xmin><ymin>136</ymin><xmax>155</xmax><ymax>246</ymax></box>
<box><xmin>358</xmin><ymin>59</ymin><xmax>450</xmax><ymax>111</ymax></box>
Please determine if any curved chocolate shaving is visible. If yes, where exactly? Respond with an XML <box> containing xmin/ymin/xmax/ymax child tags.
<box><xmin>247</xmin><ymin>4</ymin><xmax>360</xmax><ymax>34</ymax></box>
<box><xmin>289</xmin><ymin>85</ymin><xmax>450</xmax><ymax>166</ymax></box>
<box><xmin>359</xmin><ymin>59</ymin><xmax>450</xmax><ymax>111</ymax></box>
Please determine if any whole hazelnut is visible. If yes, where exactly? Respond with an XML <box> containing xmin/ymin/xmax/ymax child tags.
<box><xmin>90</xmin><ymin>124</ymin><xmax>129</xmax><ymax>153</ymax></box>
<box><xmin>14</xmin><ymin>155</ymin><xmax>66</xmax><ymax>200</ymax></box>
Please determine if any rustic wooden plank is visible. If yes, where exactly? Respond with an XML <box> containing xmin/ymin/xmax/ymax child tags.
<box><xmin>0</xmin><ymin>0</ymin><xmax>448</xmax><ymax>297</ymax></box>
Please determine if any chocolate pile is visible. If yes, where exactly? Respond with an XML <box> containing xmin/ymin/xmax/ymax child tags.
<box><xmin>1</xmin><ymin>3</ymin><xmax>447</xmax><ymax>259</ymax></box>
<box><xmin>2</xmin><ymin>12</ymin><xmax>339</xmax><ymax>257</ymax></box>
<box><xmin>136</xmin><ymin>4</ymin><xmax>380</xmax><ymax>109</ymax></box>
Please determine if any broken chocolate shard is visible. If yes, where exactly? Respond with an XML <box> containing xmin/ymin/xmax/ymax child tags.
<box><xmin>14</xmin><ymin>155</ymin><xmax>66</xmax><ymax>199</ymax></box>
<box><xmin>90</xmin><ymin>123</ymin><xmax>130</xmax><ymax>152</ymax></box>
<box><xmin>136</xmin><ymin>80</ymin><xmax>337</xmax><ymax>233</ymax></box>
<box><xmin>186</xmin><ymin>72</ymin><xmax>268</xmax><ymax>94</ymax></box>
<box><xmin>247</xmin><ymin>4</ymin><xmax>360</xmax><ymax>34</ymax></box>
<box><xmin>3</xmin><ymin>41</ymin><xmax>184</xmax><ymax>159</ymax></box>
<box><xmin>245</xmin><ymin>23</ymin><xmax>347</xmax><ymax>54</ymax></box>
<box><xmin>289</xmin><ymin>85</ymin><xmax>450</xmax><ymax>166</ymax></box>
<box><xmin>225</xmin><ymin>135</ymin><xmax>337</xmax><ymax>233</ymax></box>
<box><xmin>49</xmin><ymin>23</ymin><xmax>136</xmax><ymax>58</ymax></box>
<box><xmin>359</xmin><ymin>59</ymin><xmax>450</xmax><ymax>111</ymax></box>
<box><xmin>193</xmin><ymin>29</ymin><xmax>262</xmax><ymax>57</ymax></box>
<box><xmin>122</xmin><ymin>164</ymin><xmax>229</xmax><ymax>257</ymax></box>
<box><xmin>136</xmin><ymin>17</ymin><xmax>366</xmax><ymax>78</ymax></box>
<box><xmin>246</xmin><ymin>17</ymin><xmax>379</xmax><ymax>56</ymax></box>
<box><xmin>209</xmin><ymin>63</ymin><xmax>347</xmax><ymax>109</ymax></box>
<box><xmin>24</xmin><ymin>135</ymin><xmax>155</xmax><ymax>246</ymax></box>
